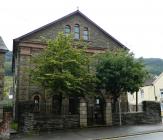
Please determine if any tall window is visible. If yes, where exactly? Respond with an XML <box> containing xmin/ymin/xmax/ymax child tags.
<box><xmin>74</xmin><ymin>24</ymin><xmax>80</xmax><ymax>39</ymax></box>
<box><xmin>140</xmin><ymin>89</ymin><xmax>144</xmax><ymax>99</ymax></box>
<box><xmin>33</xmin><ymin>95</ymin><xmax>40</xmax><ymax>112</ymax></box>
<box><xmin>64</xmin><ymin>25</ymin><xmax>71</xmax><ymax>35</ymax></box>
<box><xmin>69</xmin><ymin>96</ymin><xmax>79</xmax><ymax>114</ymax></box>
<box><xmin>83</xmin><ymin>27</ymin><xmax>89</xmax><ymax>40</ymax></box>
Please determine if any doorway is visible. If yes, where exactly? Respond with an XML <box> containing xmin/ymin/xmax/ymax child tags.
<box><xmin>93</xmin><ymin>97</ymin><xmax>105</xmax><ymax>125</ymax></box>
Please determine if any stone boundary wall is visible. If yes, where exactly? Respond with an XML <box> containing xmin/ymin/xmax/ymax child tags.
<box><xmin>112</xmin><ymin>101</ymin><xmax>161</xmax><ymax>125</ymax></box>
<box><xmin>21</xmin><ymin>113</ymin><xmax>79</xmax><ymax>133</ymax></box>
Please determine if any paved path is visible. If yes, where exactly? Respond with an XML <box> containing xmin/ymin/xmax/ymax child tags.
<box><xmin>11</xmin><ymin>124</ymin><xmax>163</xmax><ymax>140</ymax></box>
<box><xmin>103</xmin><ymin>132</ymin><xmax>163</xmax><ymax>140</ymax></box>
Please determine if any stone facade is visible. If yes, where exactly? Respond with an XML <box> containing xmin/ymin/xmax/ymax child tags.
<box><xmin>13</xmin><ymin>10</ymin><xmax>127</xmax><ymax>130</ymax></box>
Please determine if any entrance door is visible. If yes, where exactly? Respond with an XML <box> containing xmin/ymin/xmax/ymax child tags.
<box><xmin>52</xmin><ymin>95</ymin><xmax>62</xmax><ymax>114</ymax></box>
<box><xmin>94</xmin><ymin>97</ymin><xmax>105</xmax><ymax>124</ymax></box>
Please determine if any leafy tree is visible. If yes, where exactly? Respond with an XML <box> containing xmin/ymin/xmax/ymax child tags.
<box><xmin>31</xmin><ymin>33</ymin><xmax>96</xmax><ymax>97</ymax></box>
<box><xmin>95</xmin><ymin>49</ymin><xmax>148</xmax><ymax>111</ymax></box>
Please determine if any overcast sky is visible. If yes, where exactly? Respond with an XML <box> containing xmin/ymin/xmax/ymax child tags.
<box><xmin>0</xmin><ymin>0</ymin><xmax>163</xmax><ymax>58</ymax></box>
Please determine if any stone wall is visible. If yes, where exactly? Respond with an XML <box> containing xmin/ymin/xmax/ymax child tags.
<box><xmin>0</xmin><ymin>52</ymin><xmax>5</xmax><ymax>100</ymax></box>
<box><xmin>112</xmin><ymin>101</ymin><xmax>161</xmax><ymax>125</ymax></box>
<box><xmin>21</xmin><ymin>113</ymin><xmax>79</xmax><ymax>133</ymax></box>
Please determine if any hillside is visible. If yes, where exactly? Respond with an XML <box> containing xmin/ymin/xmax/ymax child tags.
<box><xmin>143</xmin><ymin>58</ymin><xmax>163</xmax><ymax>75</ymax></box>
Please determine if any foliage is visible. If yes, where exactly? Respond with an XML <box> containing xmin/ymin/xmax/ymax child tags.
<box><xmin>5</xmin><ymin>61</ymin><xmax>12</xmax><ymax>76</ymax></box>
<box><xmin>3</xmin><ymin>76</ymin><xmax>13</xmax><ymax>97</ymax></box>
<box><xmin>11</xmin><ymin>121</ymin><xmax>18</xmax><ymax>131</ymax></box>
<box><xmin>1</xmin><ymin>76</ymin><xmax>13</xmax><ymax>106</ymax></box>
<box><xmin>5</xmin><ymin>51</ymin><xmax>12</xmax><ymax>76</ymax></box>
<box><xmin>95</xmin><ymin>49</ymin><xmax>148</xmax><ymax>101</ymax></box>
<box><xmin>31</xmin><ymin>33</ymin><xmax>96</xmax><ymax>96</ymax></box>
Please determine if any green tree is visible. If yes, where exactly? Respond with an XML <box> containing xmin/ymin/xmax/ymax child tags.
<box><xmin>95</xmin><ymin>49</ymin><xmax>148</xmax><ymax>111</ymax></box>
<box><xmin>31</xmin><ymin>33</ymin><xmax>96</xmax><ymax>97</ymax></box>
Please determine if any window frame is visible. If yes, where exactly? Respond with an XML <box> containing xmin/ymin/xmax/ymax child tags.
<box><xmin>83</xmin><ymin>27</ymin><xmax>89</xmax><ymax>41</ymax></box>
<box><xmin>140</xmin><ymin>89</ymin><xmax>144</xmax><ymax>99</ymax></box>
<box><xmin>64</xmin><ymin>25</ymin><xmax>71</xmax><ymax>35</ymax></box>
<box><xmin>74</xmin><ymin>24</ymin><xmax>80</xmax><ymax>39</ymax></box>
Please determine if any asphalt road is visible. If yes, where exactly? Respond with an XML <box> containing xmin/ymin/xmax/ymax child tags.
<box><xmin>10</xmin><ymin>124</ymin><xmax>163</xmax><ymax>140</ymax></box>
<box><xmin>107</xmin><ymin>132</ymin><xmax>163</xmax><ymax>140</ymax></box>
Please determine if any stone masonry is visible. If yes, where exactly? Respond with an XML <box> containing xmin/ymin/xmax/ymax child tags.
<box><xmin>105</xmin><ymin>99</ymin><xmax>112</xmax><ymax>126</ymax></box>
<box><xmin>80</xmin><ymin>98</ymin><xmax>87</xmax><ymax>127</ymax></box>
<box><xmin>12</xmin><ymin>10</ymin><xmax>128</xmax><ymax>130</ymax></box>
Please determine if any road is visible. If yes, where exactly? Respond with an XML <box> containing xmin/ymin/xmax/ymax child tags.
<box><xmin>105</xmin><ymin>132</ymin><xmax>163</xmax><ymax>140</ymax></box>
<box><xmin>10</xmin><ymin>124</ymin><xmax>163</xmax><ymax>140</ymax></box>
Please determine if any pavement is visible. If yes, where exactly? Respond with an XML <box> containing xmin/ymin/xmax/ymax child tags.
<box><xmin>10</xmin><ymin>123</ymin><xmax>163</xmax><ymax>140</ymax></box>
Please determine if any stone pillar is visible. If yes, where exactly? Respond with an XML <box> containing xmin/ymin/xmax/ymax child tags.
<box><xmin>105</xmin><ymin>99</ymin><xmax>112</xmax><ymax>126</ymax></box>
<box><xmin>80</xmin><ymin>98</ymin><xmax>87</xmax><ymax>127</ymax></box>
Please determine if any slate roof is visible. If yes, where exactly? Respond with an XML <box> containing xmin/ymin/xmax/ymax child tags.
<box><xmin>143</xmin><ymin>76</ymin><xmax>157</xmax><ymax>86</ymax></box>
<box><xmin>0</xmin><ymin>36</ymin><xmax>8</xmax><ymax>52</ymax></box>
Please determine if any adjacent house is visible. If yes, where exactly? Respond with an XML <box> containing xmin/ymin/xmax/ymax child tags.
<box><xmin>128</xmin><ymin>73</ymin><xmax>163</xmax><ymax>114</ymax></box>
<box><xmin>12</xmin><ymin>10</ymin><xmax>128</xmax><ymax>130</ymax></box>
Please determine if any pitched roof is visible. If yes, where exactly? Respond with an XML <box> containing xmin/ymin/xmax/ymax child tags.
<box><xmin>143</xmin><ymin>72</ymin><xmax>163</xmax><ymax>86</ymax></box>
<box><xmin>143</xmin><ymin>76</ymin><xmax>157</xmax><ymax>86</ymax></box>
<box><xmin>14</xmin><ymin>10</ymin><xmax>127</xmax><ymax>49</ymax></box>
<box><xmin>0</xmin><ymin>36</ymin><xmax>8</xmax><ymax>52</ymax></box>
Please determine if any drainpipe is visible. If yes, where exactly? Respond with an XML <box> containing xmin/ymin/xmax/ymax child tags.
<box><xmin>153</xmin><ymin>84</ymin><xmax>157</xmax><ymax>101</ymax></box>
<box><xmin>136</xmin><ymin>91</ymin><xmax>138</xmax><ymax>112</ymax></box>
<box><xmin>118</xmin><ymin>97</ymin><xmax>122</xmax><ymax>126</ymax></box>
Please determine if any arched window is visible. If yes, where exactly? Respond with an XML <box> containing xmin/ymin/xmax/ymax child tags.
<box><xmin>83</xmin><ymin>27</ymin><xmax>89</xmax><ymax>40</ymax></box>
<box><xmin>33</xmin><ymin>95</ymin><xmax>40</xmax><ymax>112</ymax></box>
<box><xmin>74</xmin><ymin>24</ymin><xmax>80</xmax><ymax>39</ymax></box>
<box><xmin>64</xmin><ymin>25</ymin><xmax>71</xmax><ymax>35</ymax></box>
